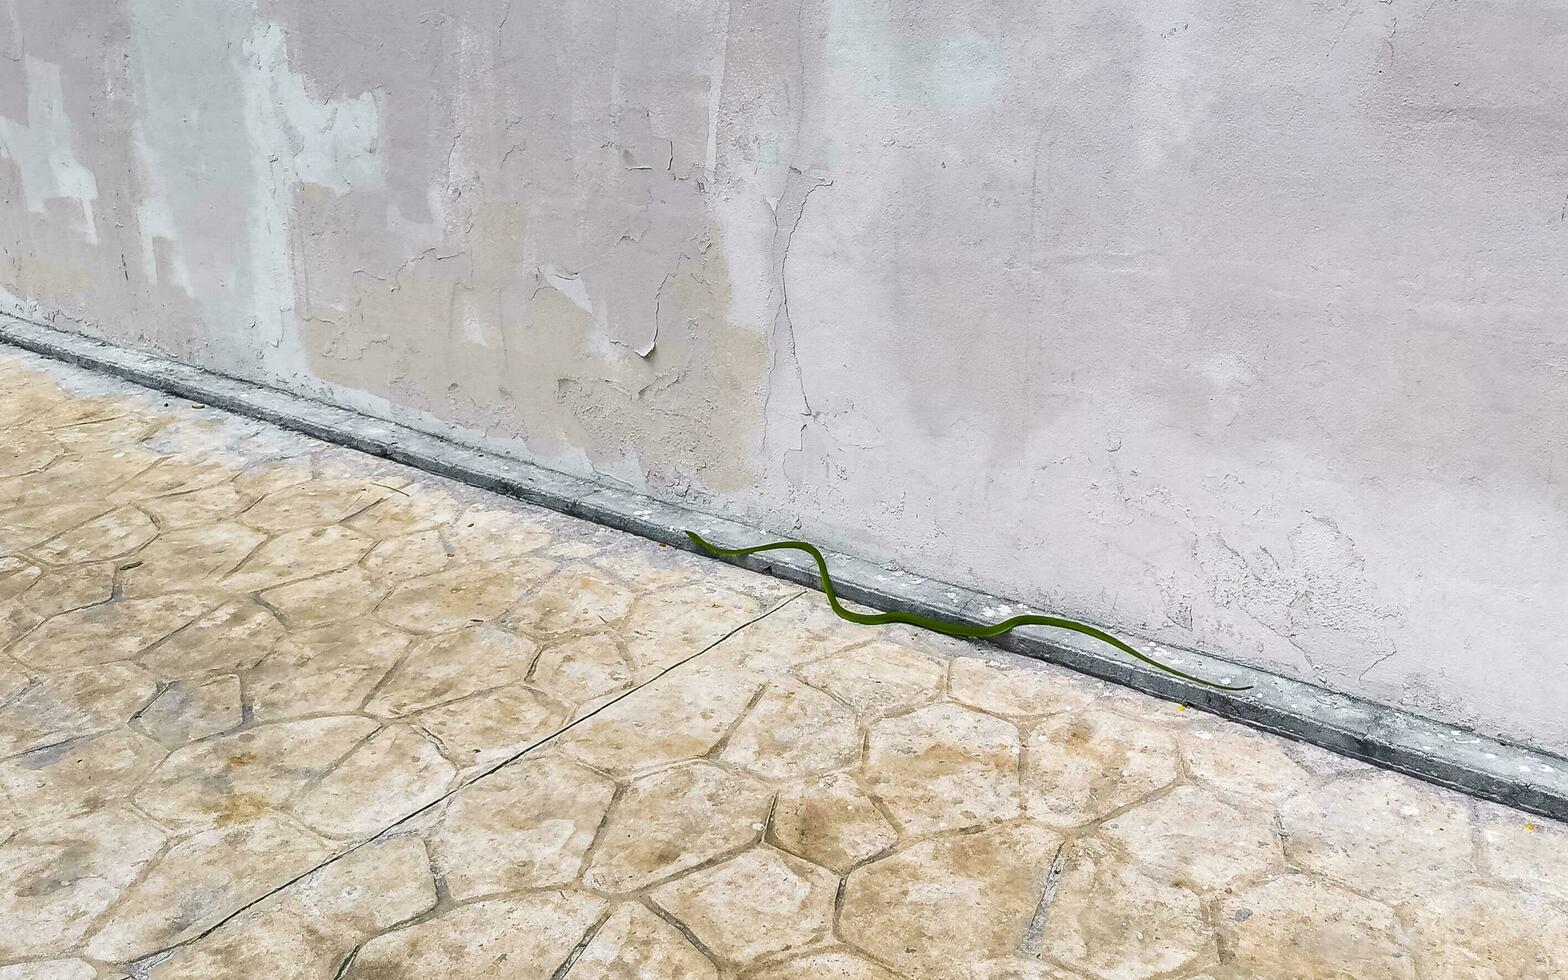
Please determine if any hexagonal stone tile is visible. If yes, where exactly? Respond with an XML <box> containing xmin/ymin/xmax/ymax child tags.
<box><xmin>83</xmin><ymin>812</ymin><xmax>337</xmax><ymax>962</ymax></box>
<box><xmin>365</xmin><ymin>626</ymin><xmax>539</xmax><ymax>717</ymax></box>
<box><xmin>720</xmin><ymin>678</ymin><xmax>860</xmax><ymax>780</ymax></box>
<box><xmin>1278</xmin><ymin>772</ymin><xmax>1474</xmax><ymax>902</ymax></box>
<box><xmin>1179</xmin><ymin>722</ymin><xmax>1314</xmax><ymax>806</ymax></box>
<box><xmin>412</xmin><ymin>683</ymin><xmax>568</xmax><ymax>770</ymax></box>
<box><xmin>651</xmin><ymin>847</ymin><xmax>836</xmax><ymax>964</ymax></box>
<box><xmin>1100</xmin><ymin>786</ymin><xmax>1281</xmax><ymax>893</ymax></box>
<box><xmin>364</xmin><ymin>529</ymin><xmax>451</xmax><ymax>582</ymax></box>
<box><xmin>10</xmin><ymin>593</ymin><xmax>209</xmax><ymax>669</ymax></box>
<box><xmin>260</xmin><ymin>566</ymin><xmax>386</xmax><ymax>628</ymax></box>
<box><xmin>221</xmin><ymin>525</ymin><xmax>373</xmax><ymax>593</ymax></box>
<box><xmin>949</xmin><ymin>656</ymin><xmax>1095</xmax><ymax>719</ymax></box>
<box><xmin>0</xmin><ymin>729</ymin><xmax>166</xmax><ymax>822</ymax></box>
<box><xmin>0</xmin><ymin>556</ymin><xmax>42</xmax><ymax>601</ymax></box>
<box><xmin>139</xmin><ymin>600</ymin><xmax>285</xmax><ymax>678</ymax></box>
<box><xmin>31</xmin><ymin>506</ymin><xmax>158</xmax><ymax>564</ymax></box>
<box><xmin>840</xmin><ymin>823</ymin><xmax>1064</xmax><ymax>979</ymax></box>
<box><xmin>138</xmin><ymin>716</ymin><xmax>379</xmax><ymax>831</ymax></box>
<box><xmin>584</xmin><ymin>761</ymin><xmax>771</xmax><ymax>893</ymax></box>
<box><xmin>529</xmin><ymin>634</ymin><xmax>634</xmax><ymax>706</ymax></box>
<box><xmin>1040</xmin><ymin>838</ymin><xmax>1211</xmax><ymax>978</ymax></box>
<box><xmin>507</xmin><ymin>565</ymin><xmax>637</xmax><ymax>635</ymax></box>
<box><xmin>348</xmin><ymin>891</ymin><xmax>606</xmax><ymax>978</ymax></box>
<box><xmin>376</xmin><ymin>556</ymin><xmax>556</xmax><ymax>633</ymax></box>
<box><xmin>865</xmin><ymin>702</ymin><xmax>1021</xmax><ymax>835</ymax></box>
<box><xmin>121</xmin><ymin>522</ymin><xmax>268</xmax><ymax>597</ymax></box>
<box><xmin>344</xmin><ymin>488</ymin><xmax>461</xmax><ymax>538</ymax></box>
<box><xmin>10</xmin><ymin>562</ymin><xmax>115</xmax><ymax>619</ymax></box>
<box><xmin>797</xmin><ymin>640</ymin><xmax>945</xmax><ymax>717</ymax></box>
<box><xmin>444</xmin><ymin>507</ymin><xmax>554</xmax><ymax>563</ymax></box>
<box><xmin>146</xmin><ymin>836</ymin><xmax>437</xmax><ymax>980</ymax></box>
<box><xmin>1475</xmin><ymin>802</ymin><xmax>1568</xmax><ymax>902</ymax></box>
<box><xmin>433</xmin><ymin>755</ymin><xmax>614</xmax><ymax>898</ymax></box>
<box><xmin>1408</xmin><ymin>882</ymin><xmax>1568</xmax><ymax>979</ymax></box>
<box><xmin>619</xmin><ymin>584</ymin><xmax>762</xmax><ymax>676</ymax></box>
<box><xmin>291</xmin><ymin>725</ymin><xmax>456</xmax><ymax>838</ymax></box>
<box><xmin>0</xmin><ymin>430</ymin><xmax>61</xmax><ymax>477</ymax></box>
<box><xmin>1219</xmin><ymin>874</ymin><xmax>1412</xmax><ymax>978</ymax></box>
<box><xmin>0</xmin><ymin>502</ymin><xmax>113</xmax><ymax>553</ymax></box>
<box><xmin>0</xmin><ymin>806</ymin><xmax>166</xmax><ymax>960</ymax></box>
<box><xmin>747</xmin><ymin>951</ymin><xmax>901</xmax><ymax>980</ymax></box>
<box><xmin>0</xmin><ymin>657</ymin><xmax>28</xmax><ymax>705</ymax></box>
<box><xmin>569</xmin><ymin>901</ymin><xmax>718</xmax><ymax>979</ymax></box>
<box><xmin>107</xmin><ymin>457</ymin><xmax>238</xmax><ymax>504</ymax></box>
<box><xmin>560</xmin><ymin>667</ymin><xmax>763</xmax><ymax>775</ymax></box>
<box><xmin>245</xmin><ymin>619</ymin><xmax>413</xmax><ymax>721</ymax></box>
<box><xmin>0</xmin><ymin>961</ymin><xmax>95</xmax><ymax>980</ymax></box>
<box><xmin>239</xmin><ymin>480</ymin><xmax>393</xmax><ymax>533</ymax></box>
<box><xmin>0</xmin><ymin>663</ymin><xmax>157</xmax><ymax>756</ymax></box>
<box><xmin>1022</xmin><ymin>710</ymin><xmax>1179</xmax><ymax>827</ymax></box>
<box><xmin>136</xmin><ymin>674</ymin><xmax>243</xmax><ymax>746</ymax></box>
<box><xmin>141</xmin><ymin>483</ymin><xmax>256</xmax><ymax>530</ymax></box>
<box><xmin>772</xmin><ymin>772</ymin><xmax>897</xmax><ymax>873</ymax></box>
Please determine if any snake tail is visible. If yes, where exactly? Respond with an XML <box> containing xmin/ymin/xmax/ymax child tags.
<box><xmin>685</xmin><ymin>530</ymin><xmax>1251</xmax><ymax>693</ymax></box>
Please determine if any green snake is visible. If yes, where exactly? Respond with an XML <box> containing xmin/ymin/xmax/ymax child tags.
<box><xmin>686</xmin><ymin>531</ymin><xmax>1251</xmax><ymax>692</ymax></box>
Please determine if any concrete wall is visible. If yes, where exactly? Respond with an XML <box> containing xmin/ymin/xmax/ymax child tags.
<box><xmin>3</xmin><ymin>0</ymin><xmax>1566</xmax><ymax>753</ymax></box>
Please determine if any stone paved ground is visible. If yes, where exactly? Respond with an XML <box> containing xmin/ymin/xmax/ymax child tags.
<box><xmin>1</xmin><ymin>345</ymin><xmax>1566</xmax><ymax>980</ymax></box>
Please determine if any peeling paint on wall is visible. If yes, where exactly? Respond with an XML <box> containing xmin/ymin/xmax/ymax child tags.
<box><xmin>2</xmin><ymin>0</ymin><xmax>1566</xmax><ymax>755</ymax></box>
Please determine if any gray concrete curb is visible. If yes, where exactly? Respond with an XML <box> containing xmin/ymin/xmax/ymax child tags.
<box><xmin>4</xmin><ymin>312</ymin><xmax>1566</xmax><ymax>821</ymax></box>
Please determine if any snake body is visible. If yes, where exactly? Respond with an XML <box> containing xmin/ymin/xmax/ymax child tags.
<box><xmin>686</xmin><ymin>531</ymin><xmax>1250</xmax><ymax>692</ymax></box>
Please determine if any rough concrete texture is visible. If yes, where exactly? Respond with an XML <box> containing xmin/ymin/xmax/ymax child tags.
<box><xmin>5</xmin><ymin>341</ymin><xmax>1568</xmax><ymax>979</ymax></box>
<box><xmin>1</xmin><ymin>1</ymin><xmax>1565</xmax><ymax>760</ymax></box>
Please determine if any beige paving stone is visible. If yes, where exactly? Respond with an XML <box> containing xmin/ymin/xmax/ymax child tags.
<box><xmin>796</xmin><ymin>640</ymin><xmax>945</xmax><ymax>718</ymax></box>
<box><xmin>0</xmin><ymin>429</ymin><xmax>62</xmax><ymax>477</ymax></box>
<box><xmin>651</xmin><ymin>846</ymin><xmax>836</xmax><ymax>965</ymax></box>
<box><xmin>0</xmin><ymin>501</ymin><xmax>114</xmax><ymax>552</ymax></box>
<box><xmin>83</xmin><ymin>812</ymin><xmax>337</xmax><ymax>962</ymax></box>
<box><xmin>376</xmin><ymin>556</ymin><xmax>556</xmax><ymax>633</ymax></box>
<box><xmin>1179</xmin><ymin>721</ymin><xmax>1315</xmax><ymax>806</ymax></box>
<box><xmin>345</xmin><ymin>487</ymin><xmax>461</xmax><ymax>538</ymax></box>
<box><xmin>568</xmin><ymin>901</ymin><xmax>719</xmax><ymax>980</ymax></box>
<box><xmin>1099</xmin><ymin>786</ymin><xmax>1282</xmax><ymax>893</ymax></box>
<box><xmin>364</xmin><ymin>529</ymin><xmax>451</xmax><ymax>581</ymax></box>
<box><xmin>348</xmin><ymin>891</ymin><xmax>607</xmax><ymax>978</ymax></box>
<box><xmin>530</xmin><ymin>633</ymin><xmax>635</xmax><ymax>706</ymax></box>
<box><xmin>560</xmin><ymin>665</ymin><xmax>764</xmax><ymax>775</ymax></box>
<box><xmin>1041</xmin><ymin>837</ymin><xmax>1212</xmax><ymax>979</ymax></box>
<box><xmin>0</xmin><ymin>555</ymin><xmax>42</xmax><ymax>600</ymax></box>
<box><xmin>134</xmin><ymin>674</ymin><xmax>243</xmax><ymax>746</ymax></box>
<box><xmin>140</xmin><ymin>482</ymin><xmax>256</xmax><ymax>530</ymax></box>
<box><xmin>147</xmin><ymin>836</ymin><xmax>437</xmax><ymax>979</ymax></box>
<box><xmin>720</xmin><ymin>677</ymin><xmax>860</xmax><ymax>780</ymax></box>
<box><xmin>970</xmin><ymin>956</ymin><xmax>1087</xmax><ymax>979</ymax></box>
<box><xmin>10</xmin><ymin>561</ymin><xmax>114</xmax><ymax>617</ymax></box>
<box><xmin>772</xmin><ymin>772</ymin><xmax>897</xmax><ymax>873</ymax></box>
<box><xmin>104</xmin><ymin>456</ymin><xmax>240</xmax><ymax>503</ymax></box>
<box><xmin>221</xmin><ymin>525</ymin><xmax>374</xmax><ymax>593</ymax></box>
<box><xmin>0</xmin><ymin>806</ymin><xmax>166</xmax><ymax>960</ymax></box>
<box><xmin>0</xmin><ymin>656</ymin><xmax>29</xmax><ymax>705</ymax></box>
<box><xmin>0</xmin><ymin>603</ymin><xmax>41</xmax><ymax>652</ymax></box>
<box><xmin>506</xmin><ymin>565</ymin><xmax>637</xmax><ymax>635</ymax></box>
<box><xmin>9</xmin><ymin>593</ymin><xmax>210</xmax><ymax>669</ymax></box>
<box><xmin>591</xmin><ymin>546</ymin><xmax>697</xmax><ymax>591</ymax></box>
<box><xmin>31</xmin><ymin>506</ymin><xmax>158</xmax><ymax>564</ymax></box>
<box><xmin>1278</xmin><ymin>772</ymin><xmax>1474</xmax><ymax>902</ymax></box>
<box><xmin>239</xmin><ymin>479</ymin><xmax>393</xmax><ymax>533</ymax></box>
<box><xmin>0</xmin><ymin>961</ymin><xmax>96</xmax><ymax>980</ymax></box>
<box><xmin>260</xmin><ymin>565</ymin><xmax>386</xmax><ymax>627</ymax></box>
<box><xmin>433</xmin><ymin>755</ymin><xmax>615</xmax><ymax>898</ymax></box>
<box><xmin>366</xmin><ymin>626</ymin><xmax>539</xmax><ymax>717</ymax></box>
<box><xmin>746</xmin><ymin>950</ymin><xmax>901</xmax><ymax>980</ymax></box>
<box><xmin>1022</xmin><ymin>710</ymin><xmax>1180</xmax><ymax>827</ymax></box>
<box><xmin>1475</xmin><ymin>800</ymin><xmax>1568</xmax><ymax>902</ymax></box>
<box><xmin>840</xmin><ymin>823</ymin><xmax>1064</xmax><ymax>980</ymax></box>
<box><xmin>120</xmin><ymin>521</ymin><xmax>267</xmax><ymax>596</ymax></box>
<box><xmin>705</xmin><ymin>595</ymin><xmax>869</xmax><ymax>673</ymax></box>
<box><xmin>245</xmin><ymin>619</ymin><xmax>413</xmax><ymax>721</ymax></box>
<box><xmin>1216</xmin><ymin>874</ymin><xmax>1412</xmax><ymax>979</ymax></box>
<box><xmin>444</xmin><ymin>507</ymin><xmax>554</xmax><ymax>563</ymax></box>
<box><xmin>1407</xmin><ymin>881</ymin><xmax>1568</xmax><ymax>979</ymax></box>
<box><xmin>0</xmin><ymin>663</ymin><xmax>157</xmax><ymax>756</ymax></box>
<box><xmin>949</xmin><ymin>656</ymin><xmax>1096</xmax><ymax>720</ymax></box>
<box><xmin>291</xmin><ymin>724</ymin><xmax>456</xmax><ymax>838</ymax></box>
<box><xmin>0</xmin><ymin>729</ymin><xmax>166</xmax><ymax>822</ymax></box>
<box><xmin>865</xmin><ymin>702</ymin><xmax>1021</xmax><ymax>835</ymax></box>
<box><xmin>139</xmin><ymin>600</ymin><xmax>284</xmax><ymax>678</ymax></box>
<box><xmin>620</xmin><ymin>583</ymin><xmax>762</xmax><ymax>675</ymax></box>
<box><xmin>138</xmin><ymin>715</ymin><xmax>379</xmax><ymax>831</ymax></box>
<box><xmin>412</xmin><ymin>683</ymin><xmax>568</xmax><ymax>770</ymax></box>
<box><xmin>584</xmin><ymin>760</ymin><xmax>771</xmax><ymax>893</ymax></box>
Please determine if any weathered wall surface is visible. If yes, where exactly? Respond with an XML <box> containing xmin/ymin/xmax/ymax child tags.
<box><xmin>3</xmin><ymin>0</ymin><xmax>1566</xmax><ymax>751</ymax></box>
